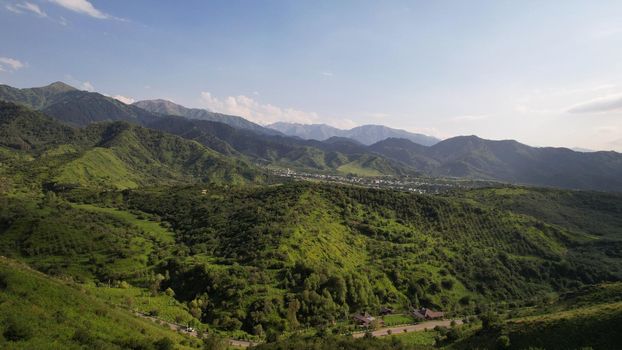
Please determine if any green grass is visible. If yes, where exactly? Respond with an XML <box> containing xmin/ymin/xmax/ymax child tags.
<box><xmin>392</xmin><ymin>330</ymin><xmax>439</xmax><ymax>346</ymax></box>
<box><xmin>84</xmin><ymin>284</ymin><xmax>197</xmax><ymax>327</ymax></box>
<box><xmin>337</xmin><ymin>161</ymin><xmax>383</xmax><ymax>177</ymax></box>
<box><xmin>0</xmin><ymin>257</ymin><xmax>200</xmax><ymax>349</ymax></box>
<box><xmin>382</xmin><ymin>314</ymin><xmax>415</xmax><ymax>326</ymax></box>
<box><xmin>452</xmin><ymin>283</ymin><xmax>622</xmax><ymax>350</ymax></box>
<box><xmin>72</xmin><ymin>203</ymin><xmax>175</xmax><ymax>244</ymax></box>
<box><xmin>55</xmin><ymin>148</ymin><xmax>140</xmax><ymax>189</ymax></box>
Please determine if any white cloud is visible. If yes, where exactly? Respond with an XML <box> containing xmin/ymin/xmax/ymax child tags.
<box><xmin>332</xmin><ymin>119</ymin><xmax>358</xmax><ymax>129</ymax></box>
<box><xmin>5</xmin><ymin>4</ymin><xmax>22</xmax><ymax>13</ymax></box>
<box><xmin>80</xmin><ymin>81</ymin><xmax>94</xmax><ymax>91</ymax></box>
<box><xmin>321</xmin><ymin>71</ymin><xmax>334</xmax><ymax>77</ymax></box>
<box><xmin>451</xmin><ymin>114</ymin><xmax>488</xmax><ymax>122</ymax></box>
<box><xmin>367</xmin><ymin>112</ymin><xmax>390</xmax><ymax>119</ymax></box>
<box><xmin>112</xmin><ymin>95</ymin><xmax>135</xmax><ymax>104</ymax></box>
<box><xmin>0</xmin><ymin>57</ymin><xmax>26</xmax><ymax>72</ymax></box>
<box><xmin>567</xmin><ymin>93</ymin><xmax>622</xmax><ymax>114</ymax></box>
<box><xmin>16</xmin><ymin>2</ymin><xmax>47</xmax><ymax>17</ymax></box>
<box><xmin>200</xmin><ymin>92</ymin><xmax>321</xmax><ymax>125</ymax></box>
<box><xmin>49</xmin><ymin>0</ymin><xmax>111</xmax><ymax>19</ymax></box>
<box><xmin>6</xmin><ymin>2</ymin><xmax>71</xmax><ymax>25</ymax></box>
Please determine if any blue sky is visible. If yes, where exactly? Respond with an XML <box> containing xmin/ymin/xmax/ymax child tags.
<box><xmin>1</xmin><ymin>0</ymin><xmax>622</xmax><ymax>151</ymax></box>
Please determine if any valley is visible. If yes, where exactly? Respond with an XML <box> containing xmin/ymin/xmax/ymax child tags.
<box><xmin>0</xmin><ymin>85</ymin><xmax>621</xmax><ymax>349</ymax></box>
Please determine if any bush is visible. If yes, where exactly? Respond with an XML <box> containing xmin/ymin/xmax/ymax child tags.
<box><xmin>267</xmin><ymin>329</ymin><xmax>282</xmax><ymax>343</ymax></box>
<box><xmin>441</xmin><ymin>279</ymin><xmax>454</xmax><ymax>290</ymax></box>
<box><xmin>496</xmin><ymin>335</ymin><xmax>511</xmax><ymax>349</ymax></box>
<box><xmin>0</xmin><ymin>273</ymin><xmax>7</xmax><ymax>290</ymax></box>
<box><xmin>72</xmin><ymin>328</ymin><xmax>94</xmax><ymax>345</ymax></box>
<box><xmin>154</xmin><ymin>337</ymin><xmax>175</xmax><ymax>350</ymax></box>
<box><xmin>446</xmin><ymin>327</ymin><xmax>461</xmax><ymax>342</ymax></box>
<box><xmin>481</xmin><ymin>312</ymin><xmax>501</xmax><ymax>330</ymax></box>
<box><xmin>3</xmin><ymin>318</ymin><xmax>32</xmax><ymax>341</ymax></box>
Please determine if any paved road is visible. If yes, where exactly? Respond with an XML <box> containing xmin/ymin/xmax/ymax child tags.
<box><xmin>352</xmin><ymin>319</ymin><xmax>463</xmax><ymax>338</ymax></box>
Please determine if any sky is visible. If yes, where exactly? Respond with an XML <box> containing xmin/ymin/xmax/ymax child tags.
<box><xmin>1</xmin><ymin>0</ymin><xmax>622</xmax><ymax>151</ymax></box>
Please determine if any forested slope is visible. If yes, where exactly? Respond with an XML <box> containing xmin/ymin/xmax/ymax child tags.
<box><xmin>45</xmin><ymin>182</ymin><xmax>621</xmax><ymax>336</ymax></box>
<box><xmin>0</xmin><ymin>101</ymin><xmax>261</xmax><ymax>189</ymax></box>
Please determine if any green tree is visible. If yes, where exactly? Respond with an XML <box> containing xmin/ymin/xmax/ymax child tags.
<box><xmin>287</xmin><ymin>299</ymin><xmax>301</xmax><ymax>329</ymax></box>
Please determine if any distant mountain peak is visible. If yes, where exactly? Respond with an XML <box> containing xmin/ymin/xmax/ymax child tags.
<box><xmin>41</xmin><ymin>81</ymin><xmax>77</xmax><ymax>93</ymax></box>
<box><xmin>267</xmin><ymin>122</ymin><xmax>440</xmax><ymax>146</ymax></box>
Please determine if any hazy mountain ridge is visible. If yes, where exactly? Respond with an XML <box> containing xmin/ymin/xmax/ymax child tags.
<box><xmin>2</xmin><ymin>82</ymin><xmax>622</xmax><ymax>191</ymax></box>
<box><xmin>147</xmin><ymin>116</ymin><xmax>411</xmax><ymax>176</ymax></box>
<box><xmin>134</xmin><ymin>99</ymin><xmax>281</xmax><ymax>135</ymax></box>
<box><xmin>268</xmin><ymin>121</ymin><xmax>440</xmax><ymax>146</ymax></box>
<box><xmin>370</xmin><ymin>136</ymin><xmax>622</xmax><ymax>191</ymax></box>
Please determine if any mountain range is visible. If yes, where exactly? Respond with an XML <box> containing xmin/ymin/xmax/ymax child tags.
<box><xmin>267</xmin><ymin>121</ymin><xmax>440</xmax><ymax>146</ymax></box>
<box><xmin>0</xmin><ymin>101</ymin><xmax>259</xmax><ymax>189</ymax></box>
<box><xmin>133</xmin><ymin>98</ymin><xmax>280</xmax><ymax>135</ymax></box>
<box><xmin>1</xmin><ymin>82</ymin><xmax>622</xmax><ymax>192</ymax></box>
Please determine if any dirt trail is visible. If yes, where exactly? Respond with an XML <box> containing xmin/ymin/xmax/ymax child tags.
<box><xmin>136</xmin><ymin>311</ymin><xmax>461</xmax><ymax>346</ymax></box>
<box><xmin>134</xmin><ymin>312</ymin><xmax>256</xmax><ymax>348</ymax></box>
<box><xmin>352</xmin><ymin>319</ymin><xmax>463</xmax><ymax>338</ymax></box>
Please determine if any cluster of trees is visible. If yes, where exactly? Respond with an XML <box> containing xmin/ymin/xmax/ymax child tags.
<box><xmin>57</xmin><ymin>182</ymin><xmax>620</xmax><ymax>333</ymax></box>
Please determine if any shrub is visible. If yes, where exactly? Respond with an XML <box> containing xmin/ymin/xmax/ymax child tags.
<box><xmin>481</xmin><ymin>312</ymin><xmax>501</xmax><ymax>330</ymax></box>
<box><xmin>446</xmin><ymin>327</ymin><xmax>461</xmax><ymax>342</ymax></box>
<box><xmin>441</xmin><ymin>279</ymin><xmax>454</xmax><ymax>290</ymax></box>
<box><xmin>3</xmin><ymin>318</ymin><xmax>32</xmax><ymax>341</ymax></box>
<box><xmin>0</xmin><ymin>273</ymin><xmax>7</xmax><ymax>290</ymax></box>
<box><xmin>154</xmin><ymin>337</ymin><xmax>175</xmax><ymax>350</ymax></box>
<box><xmin>72</xmin><ymin>328</ymin><xmax>94</xmax><ymax>345</ymax></box>
<box><xmin>496</xmin><ymin>335</ymin><xmax>511</xmax><ymax>349</ymax></box>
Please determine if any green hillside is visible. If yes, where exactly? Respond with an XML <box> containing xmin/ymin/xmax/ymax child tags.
<box><xmin>148</xmin><ymin>116</ymin><xmax>413</xmax><ymax>176</ymax></box>
<box><xmin>451</xmin><ymin>283</ymin><xmax>622</xmax><ymax>350</ymax></box>
<box><xmin>0</xmin><ymin>101</ymin><xmax>261</xmax><ymax>190</ymax></box>
<box><xmin>44</xmin><ymin>182</ymin><xmax>619</xmax><ymax>338</ymax></box>
<box><xmin>0</xmin><ymin>82</ymin><xmax>159</xmax><ymax>127</ymax></box>
<box><xmin>0</xmin><ymin>257</ymin><xmax>201</xmax><ymax>349</ymax></box>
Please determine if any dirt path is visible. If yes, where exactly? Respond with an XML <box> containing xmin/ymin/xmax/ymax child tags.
<box><xmin>352</xmin><ymin>319</ymin><xmax>463</xmax><ymax>338</ymax></box>
<box><xmin>134</xmin><ymin>312</ymin><xmax>256</xmax><ymax>348</ymax></box>
<box><xmin>136</xmin><ymin>310</ymin><xmax>460</xmax><ymax>346</ymax></box>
